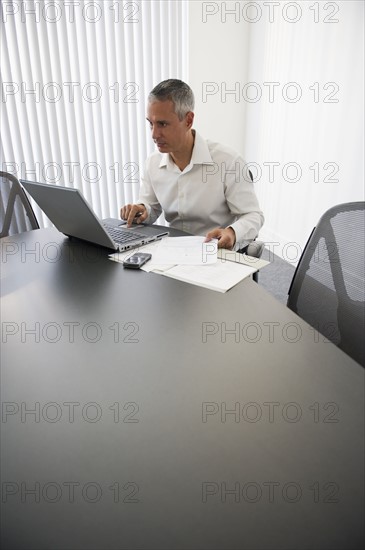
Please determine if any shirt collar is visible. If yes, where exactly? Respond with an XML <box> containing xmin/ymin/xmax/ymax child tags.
<box><xmin>190</xmin><ymin>131</ymin><xmax>214</xmax><ymax>165</ymax></box>
<box><xmin>158</xmin><ymin>130</ymin><xmax>214</xmax><ymax>169</ymax></box>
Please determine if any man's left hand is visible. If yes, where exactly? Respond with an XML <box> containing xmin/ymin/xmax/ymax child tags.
<box><xmin>205</xmin><ymin>227</ymin><xmax>236</xmax><ymax>249</ymax></box>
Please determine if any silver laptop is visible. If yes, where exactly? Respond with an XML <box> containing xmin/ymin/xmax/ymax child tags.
<box><xmin>21</xmin><ymin>180</ymin><xmax>169</xmax><ymax>252</ymax></box>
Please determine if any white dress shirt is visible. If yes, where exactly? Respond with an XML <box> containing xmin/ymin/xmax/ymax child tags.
<box><xmin>137</xmin><ymin>131</ymin><xmax>264</xmax><ymax>248</ymax></box>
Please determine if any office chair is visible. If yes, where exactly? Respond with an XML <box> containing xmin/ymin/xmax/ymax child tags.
<box><xmin>0</xmin><ymin>171</ymin><xmax>39</xmax><ymax>238</ymax></box>
<box><xmin>287</xmin><ymin>202</ymin><xmax>365</xmax><ymax>367</ymax></box>
<box><xmin>238</xmin><ymin>169</ymin><xmax>265</xmax><ymax>282</ymax></box>
<box><xmin>239</xmin><ymin>240</ymin><xmax>265</xmax><ymax>283</ymax></box>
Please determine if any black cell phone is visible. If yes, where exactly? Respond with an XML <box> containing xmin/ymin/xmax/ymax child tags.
<box><xmin>123</xmin><ymin>252</ymin><xmax>152</xmax><ymax>269</ymax></box>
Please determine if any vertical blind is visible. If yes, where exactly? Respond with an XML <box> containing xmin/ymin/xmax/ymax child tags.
<box><xmin>1</xmin><ymin>0</ymin><xmax>189</xmax><ymax>227</ymax></box>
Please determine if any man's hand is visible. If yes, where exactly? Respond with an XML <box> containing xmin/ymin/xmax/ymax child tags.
<box><xmin>205</xmin><ymin>227</ymin><xmax>236</xmax><ymax>249</ymax></box>
<box><xmin>120</xmin><ymin>204</ymin><xmax>148</xmax><ymax>227</ymax></box>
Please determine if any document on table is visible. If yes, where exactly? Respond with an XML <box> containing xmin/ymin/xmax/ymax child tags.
<box><xmin>161</xmin><ymin>260</ymin><xmax>257</xmax><ymax>292</ymax></box>
<box><xmin>109</xmin><ymin>236</ymin><xmax>261</xmax><ymax>292</ymax></box>
<box><xmin>217</xmin><ymin>249</ymin><xmax>270</xmax><ymax>270</ymax></box>
<box><xmin>109</xmin><ymin>236</ymin><xmax>218</xmax><ymax>270</ymax></box>
<box><xmin>150</xmin><ymin>236</ymin><xmax>217</xmax><ymax>265</ymax></box>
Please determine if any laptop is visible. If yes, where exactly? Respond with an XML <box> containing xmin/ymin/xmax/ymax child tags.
<box><xmin>21</xmin><ymin>180</ymin><xmax>169</xmax><ymax>252</ymax></box>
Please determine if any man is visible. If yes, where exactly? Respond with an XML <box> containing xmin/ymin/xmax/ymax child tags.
<box><xmin>120</xmin><ymin>79</ymin><xmax>264</xmax><ymax>250</ymax></box>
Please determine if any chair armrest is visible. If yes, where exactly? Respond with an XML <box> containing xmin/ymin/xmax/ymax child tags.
<box><xmin>246</xmin><ymin>240</ymin><xmax>265</xmax><ymax>259</ymax></box>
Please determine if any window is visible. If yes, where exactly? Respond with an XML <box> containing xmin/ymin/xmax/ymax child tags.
<box><xmin>1</xmin><ymin>0</ymin><xmax>189</xmax><ymax>226</ymax></box>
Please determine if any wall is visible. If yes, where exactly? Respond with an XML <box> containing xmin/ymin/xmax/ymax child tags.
<box><xmin>189</xmin><ymin>1</ymin><xmax>364</xmax><ymax>262</ymax></box>
<box><xmin>188</xmin><ymin>0</ymin><xmax>251</xmax><ymax>151</ymax></box>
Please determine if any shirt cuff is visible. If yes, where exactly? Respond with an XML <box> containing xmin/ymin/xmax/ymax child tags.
<box><xmin>229</xmin><ymin>221</ymin><xmax>253</xmax><ymax>250</ymax></box>
<box><xmin>137</xmin><ymin>201</ymin><xmax>151</xmax><ymax>223</ymax></box>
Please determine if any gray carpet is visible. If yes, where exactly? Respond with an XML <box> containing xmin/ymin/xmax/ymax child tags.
<box><xmin>257</xmin><ymin>249</ymin><xmax>296</xmax><ymax>304</ymax></box>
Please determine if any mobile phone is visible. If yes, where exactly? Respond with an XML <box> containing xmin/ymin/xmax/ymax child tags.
<box><xmin>123</xmin><ymin>252</ymin><xmax>152</xmax><ymax>269</ymax></box>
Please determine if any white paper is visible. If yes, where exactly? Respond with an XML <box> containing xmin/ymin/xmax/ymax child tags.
<box><xmin>150</xmin><ymin>236</ymin><xmax>218</xmax><ymax>265</ymax></box>
<box><xmin>161</xmin><ymin>260</ymin><xmax>257</xmax><ymax>292</ymax></box>
<box><xmin>217</xmin><ymin>249</ymin><xmax>270</xmax><ymax>270</ymax></box>
<box><xmin>109</xmin><ymin>237</ymin><xmax>263</xmax><ymax>292</ymax></box>
<box><xmin>109</xmin><ymin>237</ymin><xmax>217</xmax><ymax>267</ymax></box>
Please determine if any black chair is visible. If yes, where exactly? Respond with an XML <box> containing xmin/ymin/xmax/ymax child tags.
<box><xmin>239</xmin><ymin>169</ymin><xmax>265</xmax><ymax>282</ymax></box>
<box><xmin>287</xmin><ymin>202</ymin><xmax>365</xmax><ymax>367</ymax></box>
<box><xmin>239</xmin><ymin>240</ymin><xmax>265</xmax><ymax>283</ymax></box>
<box><xmin>0</xmin><ymin>171</ymin><xmax>39</xmax><ymax>237</ymax></box>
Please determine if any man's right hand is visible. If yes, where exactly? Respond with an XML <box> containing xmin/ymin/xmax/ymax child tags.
<box><xmin>120</xmin><ymin>204</ymin><xmax>148</xmax><ymax>227</ymax></box>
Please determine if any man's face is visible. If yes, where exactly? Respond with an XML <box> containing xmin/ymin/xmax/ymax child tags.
<box><xmin>146</xmin><ymin>100</ymin><xmax>193</xmax><ymax>155</ymax></box>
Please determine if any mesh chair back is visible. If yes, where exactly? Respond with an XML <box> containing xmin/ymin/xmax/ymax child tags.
<box><xmin>0</xmin><ymin>171</ymin><xmax>39</xmax><ymax>237</ymax></box>
<box><xmin>288</xmin><ymin>202</ymin><xmax>365</xmax><ymax>367</ymax></box>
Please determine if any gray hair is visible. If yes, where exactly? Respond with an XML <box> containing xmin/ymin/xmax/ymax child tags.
<box><xmin>148</xmin><ymin>79</ymin><xmax>195</xmax><ymax>120</ymax></box>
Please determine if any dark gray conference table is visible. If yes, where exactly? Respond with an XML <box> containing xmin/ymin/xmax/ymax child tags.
<box><xmin>1</xmin><ymin>228</ymin><xmax>364</xmax><ymax>550</ymax></box>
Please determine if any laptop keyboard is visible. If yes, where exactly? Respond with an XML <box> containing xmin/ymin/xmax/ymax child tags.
<box><xmin>103</xmin><ymin>224</ymin><xmax>146</xmax><ymax>244</ymax></box>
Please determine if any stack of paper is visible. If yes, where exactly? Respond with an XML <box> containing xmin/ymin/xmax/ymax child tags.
<box><xmin>109</xmin><ymin>236</ymin><xmax>265</xmax><ymax>292</ymax></box>
<box><xmin>150</xmin><ymin>236</ymin><xmax>217</xmax><ymax>265</ymax></box>
<box><xmin>159</xmin><ymin>261</ymin><xmax>257</xmax><ymax>292</ymax></box>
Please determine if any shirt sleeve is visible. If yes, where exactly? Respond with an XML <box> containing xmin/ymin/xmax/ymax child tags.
<box><xmin>136</xmin><ymin>158</ymin><xmax>163</xmax><ymax>224</ymax></box>
<box><xmin>222</xmin><ymin>153</ymin><xmax>264</xmax><ymax>249</ymax></box>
